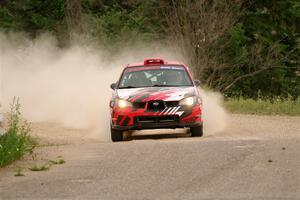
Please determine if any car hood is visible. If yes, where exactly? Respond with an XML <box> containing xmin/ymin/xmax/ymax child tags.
<box><xmin>116</xmin><ymin>87</ymin><xmax>197</xmax><ymax>102</ymax></box>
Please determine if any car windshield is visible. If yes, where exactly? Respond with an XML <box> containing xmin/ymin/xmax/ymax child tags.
<box><xmin>118</xmin><ymin>65</ymin><xmax>193</xmax><ymax>89</ymax></box>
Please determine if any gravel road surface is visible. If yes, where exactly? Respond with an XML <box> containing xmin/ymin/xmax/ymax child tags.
<box><xmin>0</xmin><ymin>114</ymin><xmax>299</xmax><ymax>200</ymax></box>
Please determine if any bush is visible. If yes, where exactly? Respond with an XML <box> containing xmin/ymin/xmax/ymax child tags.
<box><xmin>0</xmin><ymin>99</ymin><xmax>34</xmax><ymax>167</ymax></box>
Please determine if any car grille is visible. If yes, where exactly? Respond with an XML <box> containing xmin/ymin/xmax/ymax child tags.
<box><xmin>136</xmin><ymin>116</ymin><xmax>179</xmax><ymax>123</ymax></box>
<box><xmin>165</xmin><ymin>101</ymin><xmax>179</xmax><ymax>107</ymax></box>
<box><xmin>147</xmin><ymin>100</ymin><xmax>166</xmax><ymax>111</ymax></box>
<box><xmin>132</xmin><ymin>101</ymin><xmax>179</xmax><ymax>111</ymax></box>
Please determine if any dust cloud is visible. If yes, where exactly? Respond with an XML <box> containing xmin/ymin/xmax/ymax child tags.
<box><xmin>199</xmin><ymin>88</ymin><xmax>229</xmax><ymax>135</ymax></box>
<box><xmin>0</xmin><ymin>33</ymin><xmax>228</xmax><ymax>141</ymax></box>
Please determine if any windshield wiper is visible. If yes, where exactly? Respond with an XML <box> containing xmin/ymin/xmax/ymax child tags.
<box><xmin>152</xmin><ymin>84</ymin><xmax>179</xmax><ymax>87</ymax></box>
<box><xmin>118</xmin><ymin>86</ymin><xmax>138</xmax><ymax>89</ymax></box>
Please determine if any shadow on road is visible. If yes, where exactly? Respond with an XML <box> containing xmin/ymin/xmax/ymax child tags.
<box><xmin>124</xmin><ymin>131</ymin><xmax>191</xmax><ymax>141</ymax></box>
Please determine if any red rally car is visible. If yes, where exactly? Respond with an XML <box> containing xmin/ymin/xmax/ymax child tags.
<box><xmin>109</xmin><ymin>58</ymin><xmax>203</xmax><ymax>142</ymax></box>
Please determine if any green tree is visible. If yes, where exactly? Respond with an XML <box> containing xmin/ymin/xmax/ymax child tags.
<box><xmin>0</xmin><ymin>0</ymin><xmax>65</xmax><ymax>36</ymax></box>
<box><xmin>85</xmin><ymin>0</ymin><xmax>160</xmax><ymax>46</ymax></box>
<box><xmin>224</xmin><ymin>0</ymin><xmax>300</xmax><ymax>98</ymax></box>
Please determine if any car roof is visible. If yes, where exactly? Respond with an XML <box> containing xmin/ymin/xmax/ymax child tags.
<box><xmin>125</xmin><ymin>58</ymin><xmax>186</xmax><ymax>68</ymax></box>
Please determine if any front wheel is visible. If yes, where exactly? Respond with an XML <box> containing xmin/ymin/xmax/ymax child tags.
<box><xmin>111</xmin><ymin>128</ymin><xmax>123</xmax><ymax>142</ymax></box>
<box><xmin>191</xmin><ymin>125</ymin><xmax>203</xmax><ymax>137</ymax></box>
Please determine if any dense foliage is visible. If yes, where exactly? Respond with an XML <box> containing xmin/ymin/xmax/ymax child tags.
<box><xmin>0</xmin><ymin>0</ymin><xmax>65</xmax><ymax>36</ymax></box>
<box><xmin>225</xmin><ymin>0</ymin><xmax>300</xmax><ymax>98</ymax></box>
<box><xmin>0</xmin><ymin>0</ymin><xmax>299</xmax><ymax>98</ymax></box>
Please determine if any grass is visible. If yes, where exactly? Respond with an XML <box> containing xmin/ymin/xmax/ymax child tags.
<box><xmin>49</xmin><ymin>158</ymin><xmax>65</xmax><ymax>165</ymax></box>
<box><xmin>225</xmin><ymin>97</ymin><xmax>300</xmax><ymax>116</ymax></box>
<box><xmin>0</xmin><ymin>98</ymin><xmax>35</xmax><ymax>167</ymax></box>
<box><xmin>14</xmin><ymin>167</ymin><xmax>25</xmax><ymax>176</ymax></box>
<box><xmin>29</xmin><ymin>163</ymin><xmax>51</xmax><ymax>171</ymax></box>
<box><xmin>0</xmin><ymin>99</ymin><xmax>66</xmax><ymax>173</ymax></box>
<box><xmin>29</xmin><ymin>158</ymin><xmax>65</xmax><ymax>172</ymax></box>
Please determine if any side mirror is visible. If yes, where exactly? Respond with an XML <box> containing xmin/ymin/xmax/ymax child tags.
<box><xmin>110</xmin><ymin>83</ymin><xmax>116</xmax><ymax>90</ymax></box>
<box><xmin>194</xmin><ymin>80</ymin><xmax>201</xmax><ymax>87</ymax></box>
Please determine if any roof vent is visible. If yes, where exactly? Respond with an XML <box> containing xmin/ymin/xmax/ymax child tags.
<box><xmin>144</xmin><ymin>58</ymin><xmax>165</xmax><ymax>65</ymax></box>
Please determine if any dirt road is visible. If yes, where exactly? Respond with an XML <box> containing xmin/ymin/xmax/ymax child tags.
<box><xmin>0</xmin><ymin>114</ymin><xmax>300</xmax><ymax>200</ymax></box>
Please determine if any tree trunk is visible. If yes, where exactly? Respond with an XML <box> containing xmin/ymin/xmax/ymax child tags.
<box><xmin>65</xmin><ymin>0</ymin><xmax>84</xmax><ymax>43</ymax></box>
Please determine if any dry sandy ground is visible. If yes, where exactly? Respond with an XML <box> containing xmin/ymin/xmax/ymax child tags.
<box><xmin>25</xmin><ymin>114</ymin><xmax>300</xmax><ymax>142</ymax></box>
<box><xmin>0</xmin><ymin>114</ymin><xmax>299</xmax><ymax>200</ymax></box>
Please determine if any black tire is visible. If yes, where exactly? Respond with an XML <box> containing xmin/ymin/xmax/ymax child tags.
<box><xmin>191</xmin><ymin>125</ymin><xmax>203</xmax><ymax>137</ymax></box>
<box><xmin>111</xmin><ymin>128</ymin><xmax>123</xmax><ymax>142</ymax></box>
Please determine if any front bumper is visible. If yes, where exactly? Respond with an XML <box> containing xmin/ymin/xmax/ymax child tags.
<box><xmin>111</xmin><ymin>108</ymin><xmax>202</xmax><ymax>131</ymax></box>
<box><xmin>111</xmin><ymin>119</ymin><xmax>202</xmax><ymax>131</ymax></box>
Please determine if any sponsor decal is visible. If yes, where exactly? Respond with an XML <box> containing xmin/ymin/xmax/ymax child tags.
<box><xmin>125</xmin><ymin>65</ymin><xmax>185</xmax><ymax>73</ymax></box>
<box><xmin>159</xmin><ymin>106</ymin><xmax>183</xmax><ymax>116</ymax></box>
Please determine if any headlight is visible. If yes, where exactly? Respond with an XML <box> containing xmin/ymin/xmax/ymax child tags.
<box><xmin>179</xmin><ymin>96</ymin><xmax>197</xmax><ymax>106</ymax></box>
<box><xmin>116</xmin><ymin>99</ymin><xmax>132</xmax><ymax>108</ymax></box>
